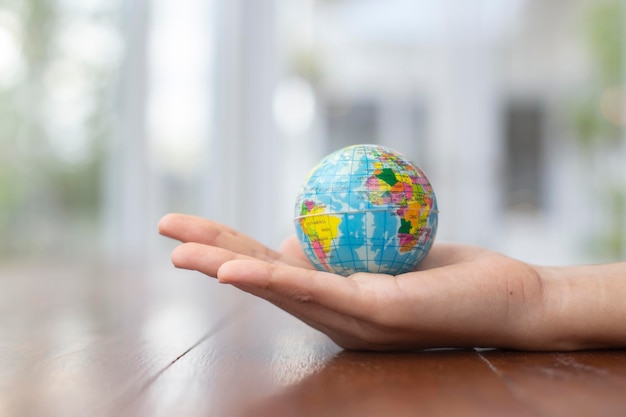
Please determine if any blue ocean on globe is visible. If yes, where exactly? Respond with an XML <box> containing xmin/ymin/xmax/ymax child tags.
<box><xmin>294</xmin><ymin>144</ymin><xmax>439</xmax><ymax>276</ymax></box>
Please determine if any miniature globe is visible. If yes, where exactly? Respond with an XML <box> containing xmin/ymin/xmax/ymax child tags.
<box><xmin>294</xmin><ymin>144</ymin><xmax>438</xmax><ymax>276</ymax></box>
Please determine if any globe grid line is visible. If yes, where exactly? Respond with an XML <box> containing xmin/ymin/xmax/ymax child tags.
<box><xmin>293</xmin><ymin>206</ymin><xmax>439</xmax><ymax>220</ymax></box>
<box><xmin>330</xmin><ymin>146</ymin><xmax>353</xmax><ymax>274</ymax></box>
<box><xmin>343</xmin><ymin>145</ymin><xmax>359</xmax><ymax>272</ymax></box>
<box><xmin>361</xmin><ymin>146</ymin><xmax>372</xmax><ymax>271</ymax></box>
<box><xmin>327</xmin><ymin>145</ymin><xmax>347</xmax><ymax>274</ymax></box>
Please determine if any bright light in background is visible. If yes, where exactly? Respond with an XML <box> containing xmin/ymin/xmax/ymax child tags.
<box><xmin>273</xmin><ymin>76</ymin><xmax>316</xmax><ymax>137</ymax></box>
<box><xmin>148</xmin><ymin>0</ymin><xmax>213</xmax><ymax>177</ymax></box>
<box><xmin>323</xmin><ymin>0</ymin><xmax>526</xmax><ymax>45</ymax></box>
<box><xmin>0</xmin><ymin>12</ymin><xmax>23</xmax><ymax>88</ymax></box>
<box><xmin>58</xmin><ymin>0</ymin><xmax>119</xmax><ymax>13</ymax></box>
<box><xmin>41</xmin><ymin>17</ymin><xmax>122</xmax><ymax>165</ymax></box>
<box><xmin>56</xmin><ymin>19</ymin><xmax>122</xmax><ymax>69</ymax></box>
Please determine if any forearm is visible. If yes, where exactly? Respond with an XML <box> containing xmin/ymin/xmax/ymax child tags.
<box><xmin>536</xmin><ymin>262</ymin><xmax>626</xmax><ymax>350</ymax></box>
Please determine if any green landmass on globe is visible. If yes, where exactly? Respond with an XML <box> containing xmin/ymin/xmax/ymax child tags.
<box><xmin>293</xmin><ymin>144</ymin><xmax>439</xmax><ymax>276</ymax></box>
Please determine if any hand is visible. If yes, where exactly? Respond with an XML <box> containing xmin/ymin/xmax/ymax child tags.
<box><xmin>158</xmin><ymin>213</ymin><xmax>554</xmax><ymax>351</ymax></box>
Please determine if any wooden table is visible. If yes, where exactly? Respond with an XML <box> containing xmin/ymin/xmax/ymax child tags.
<box><xmin>3</xmin><ymin>258</ymin><xmax>626</xmax><ymax>417</ymax></box>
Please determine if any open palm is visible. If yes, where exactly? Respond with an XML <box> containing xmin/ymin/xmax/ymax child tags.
<box><xmin>159</xmin><ymin>213</ymin><xmax>547</xmax><ymax>351</ymax></box>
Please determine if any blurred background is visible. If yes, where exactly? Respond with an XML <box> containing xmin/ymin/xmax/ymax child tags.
<box><xmin>1</xmin><ymin>0</ymin><xmax>626</xmax><ymax>268</ymax></box>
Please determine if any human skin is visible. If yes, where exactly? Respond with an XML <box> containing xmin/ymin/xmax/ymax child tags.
<box><xmin>158</xmin><ymin>213</ymin><xmax>626</xmax><ymax>351</ymax></box>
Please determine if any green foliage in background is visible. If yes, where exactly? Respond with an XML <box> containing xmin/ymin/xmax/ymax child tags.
<box><xmin>0</xmin><ymin>0</ymin><xmax>115</xmax><ymax>257</ymax></box>
<box><xmin>587</xmin><ymin>0</ymin><xmax>623</xmax><ymax>84</ymax></box>
<box><xmin>572</xmin><ymin>1</ymin><xmax>623</xmax><ymax>146</ymax></box>
<box><xmin>572</xmin><ymin>0</ymin><xmax>626</xmax><ymax>260</ymax></box>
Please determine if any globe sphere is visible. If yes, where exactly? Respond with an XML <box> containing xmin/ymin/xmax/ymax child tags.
<box><xmin>294</xmin><ymin>144</ymin><xmax>438</xmax><ymax>276</ymax></box>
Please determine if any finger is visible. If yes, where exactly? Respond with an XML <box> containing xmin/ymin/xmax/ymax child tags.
<box><xmin>171</xmin><ymin>242</ymin><xmax>361</xmax><ymax>341</ymax></box>
<box><xmin>172</xmin><ymin>242</ymin><xmax>376</xmax><ymax>346</ymax></box>
<box><xmin>171</xmin><ymin>242</ymin><xmax>254</xmax><ymax>278</ymax></box>
<box><xmin>159</xmin><ymin>213</ymin><xmax>282</xmax><ymax>263</ymax></box>
<box><xmin>217</xmin><ymin>259</ymin><xmax>368</xmax><ymax>318</ymax></box>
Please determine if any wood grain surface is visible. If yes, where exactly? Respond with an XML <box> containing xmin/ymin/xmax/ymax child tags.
<box><xmin>2</xmin><ymin>259</ymin><xmax>626</xmax><ymax>417</ymax></box>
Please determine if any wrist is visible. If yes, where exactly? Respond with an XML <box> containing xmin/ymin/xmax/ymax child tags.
<box><xmin>532</xmin><ymin>263</ymin><xmax>626</xmax><ymax>350</ymax></box>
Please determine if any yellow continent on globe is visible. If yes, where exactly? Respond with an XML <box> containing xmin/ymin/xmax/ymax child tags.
<box><xmin>298</xmin><ymin>203</ymin><xmax>341</xmax><ymax>269</ymax></box>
